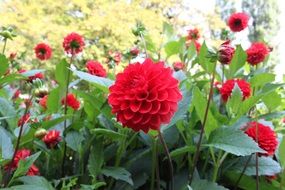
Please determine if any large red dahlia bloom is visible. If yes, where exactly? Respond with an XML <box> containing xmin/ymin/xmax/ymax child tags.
<box><xmin>246</xmin><ymin>42</ymin><xmax>269</xmax><ymax>66</ymax></box>
<box><xmin>108</xmin><ymin>59</ymin><xmax>182</xmax><ymax>133</ymax></box>
<box><xmin>34</xmin><ymin>43</ymin><xmax>52</xmax><ymax>61</ymax></box>
<box><xmin>244</xmin><ymin>122</ymin><xmax>278</xmax><ymax>156</ymax></box>
<box><xmin>228</xmin><ymin>12</ymin><xmax>249</xmax><ymax>32</ymax></box>
<box><xmin>63</xmin><ymin>32</ymin><xmax>85</xmax><ymax>55</ymax></box>
<box><xmin>219</xmin><ymin>79</ymin><xmax>251</xmax><ymax>102</ymax></box>
<box><xmin>86</xmin><ymin>60</ymin><xmax>107</xmax><ymax>77</ymax></box>
<box><xmin>218</xmin><ymin>40</ymin><xmax>235</xmax><ymax>65</ymax></box>
<box><xmin>42</xmin><ymin>130</ymin><xmax>61</xmax><ymax>148</ymax></box>
<box><xmin>61</xmin><ymin>93</ymin><xmax>80</xmax><ymax>110</ymax></box>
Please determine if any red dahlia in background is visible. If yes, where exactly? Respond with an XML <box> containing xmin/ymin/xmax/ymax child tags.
<box><xmin>86</xmin><ymin>60</ymin><xmax>107</xmax><ymax>77</ymax></box>
<box><xmin>130</xmin><ymin>47</ymin><xmax>139</xmax><ymax>56</ymax></box>
<box><xmin>19</xmin><ymin>69</ymin><xmax>44</xmax><ymax>82</ymax></box>
<box><xmin>244</xmin><ymin>122</ymin><xmax>278</xmax><ymax>156</ymax></box>
<box><xmin>218</xmin><ymin>40</ymin><xmax>235</xmax><ymax>65</ymax></box>
<box><xmin>187</xmin><ymin>28</ymin><xmax>200</xmax><ymax>40</ymax></box>
<box><xmin>42</xmin><ymin>130</ymin><xmax>61</xmax><ymax>148</ymax></box>
<box><xmin>63</xmin><ymin>32</ymin><xmax>85</xmax><ymax>55</ymax></box>
<box><xmin>39</xmin><ymin>95</ymin><xmax>48</xmax><ymax>109</ymax></box>
<box><xmin>61</xmin><ymin>93</ymin><xmax>80</xmax><ymax>110</ymax></box>
<box><xmin>246</xmin><ymin>42</ymin><xmax>269</xmax><ymax>66</ymax></box>
<box><xmin>227</xmin><ymin>12</ymin><xmax>249</xmax><ymax>32</ymax></box>
<box><xmin>18</xmin><ymin>113</ymin><xmax>31</xmax><ymax>127</ymax></box>
<box><xmin>34</xmin><ymin>43</ymin><xmax>52</xmax><ymax>61</ymax></box>
<box><xmin>219</xmin><ymin>79</ymin><xmax>251</xmax><ymax>102</ymax></box>
<box><xmin>173</xmin><ymin>61</ymin><xmax>185</xmax><ymax>71</ymax></box>
<box><xmin>108</xmin><ymin>58</ymin><xmax>182</xmax><ymax>133</ymax></box>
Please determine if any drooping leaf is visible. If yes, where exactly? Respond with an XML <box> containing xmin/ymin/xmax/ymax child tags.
<box><xmin>208</xmin><ymin>127</ymin><xmax>265</xmax><ymax>156</ymax></box>
<box><xmin>102</xmin><ymin>167</ymin><xmax>133</xmax><ymax>185</ymax></box>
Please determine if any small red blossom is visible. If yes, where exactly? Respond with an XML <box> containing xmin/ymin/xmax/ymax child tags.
<box><xmin>108</xmin><ymin>51</ymin><xmax>122</xmax><ymax>65</ymax></box>
<box><xmin>34</xmin><ymin>43</ymin><xmax>52</xmax><ymax>61</ymax></box>
<box><xmin>13</xmin><ymin>89</ymin><xmax>21</xmax><ymax>99</ymax></box>
<box><xmin>63</xmin><ymin>32</ymin><xmax>85</xmax><ymax>55</ymax></box>
<box><xmin>228</xmin><ymin>12</ymin><xmax>249</xmax><ymax>32</ymax></box>
<box><xmin>108</xmin><ymin>58</ymin><xmax>182</xmax><ymax>133</ymax></box>
<box><xmin>39</xmin><ymin>95</ymin><xmax>48</xmax><ymax>109</ymax></box>
<box><xmin>130</xmin><ymin>47</ymin><xmax>140</xmax><ymax>56</ymax></box>
<box><xmin>173</xmin><ymin>61</ymin><xmax>185</xmax><ymax>71</ymax></box>
<box><xmin>244</xmin><ymin>122</ymin><xmax>278</xmax><ymax>156</ymax></box>
<box><xmin>219</xmin><ymin>79</ymin><xmax>251</xmax><ymax>102</ymax></box>
<box><xmin>18</xmin><ymin>113</ymin><xmax>31</xmax><ymax>127</ymax></box>
<box><xmin>9</xmin><ymin>52</ymin><xmax>17</xmax><ymax>60</ymax></box>
<box><xmin>26</xmin><ymin>164</ymin><xmax>40</xmax><ymax>176</ymax></box>
<box><xmin>61</xmin><ymin>93</ymin><xmax>80</xmax><ymax>110</ymax></box>
<box><xmin>218</xmin><ymin>40</ymin><xmax>235</xmax><ymax>65</ymax></box>
<box><xmin>187</xmin><ymin>28</ymin><xmax>200</xmax><ymax>40</ymax></box>
<box><xmin>246</xmin><ymin>42</ymin><xmax>269</xmax><ymax>66</ymax></box>
<box><xmin>42</xmin><ymin>130</ymin><xmax>61</xmax><ymax>148</ymax></box>
<box><xmin>194</xmin><ymin>40</ymin><xmax>201</xmax><ymax>52</ymax></box>
<box><xmin>19</xmin><ymin>69</ymin><xmax>44</xmax><ymax>82</ymax></box>
<box><xmin>86</xmin><ymin>60</ymin><xmax>107</xmax><ymax>77</ymax></box>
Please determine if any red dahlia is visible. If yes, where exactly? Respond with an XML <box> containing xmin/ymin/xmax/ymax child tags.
<box><xmin>63</xmin><ymin>32</ymin><xmax>85</xmax><ymax>55</ymax></box>
<box><xmin>61</xmin><ymin>93</ymin><xmax>80</xmax><ymax>110</ymax></box>
<box><xmin>219</xmin><ymin>79</ymin><xmax>251</xmax><ymax>102</ymax></box>
<box><xmin>19</xmin><ymin>69</ymin><xmax>44</xmax><ymax>82</ymax></box>
<box><xmin>86</xmin><ymin>60</ymin><xmax>107</xmax><ymax>77</ymax></box>
<box><xmin>39</xmin><ymin>95</ymin><xmax>48</xmax><ymax>109</ymax></box>
<box><xmin>187</xmin><ymin>28</ymin><xmax>200</xmax><ymax>40</ymax></box>
<box><xmin>228</xmin><ymin>12</ymin><xmax>249</xmax><ymax>32</ymax></box>
<box><xmin>244</xmin><ymin>122</ymin><xmax>278</xmax><ymax>156</ymax></box>
<box><xmin>173</xmin><ymin>61</ymin><xmax>185</xmax><ymax>71</ymax></box>
<box><xmin>218</xmin><ymin>40</ymin><xmax>235</xmax><ymax>65</ymax></box>
<box><xmin>42</xmin><ymin>130</ymin><xmax>61</xmax><ymax>148</ymax></box>
<box><xmin>34</xmin><ymin>43</ymin><xmax>52</xmax><ymax>61</ymax></box>
<box><xmin>108</xmin><ymin>58</ymin><xmax>182</xmax><ymax>133</ymax></box>
<box><xmin>18</xmin><ymin>113</ymin><xmax>31</xmax><ymax>127</ymax></box>
<box><xmin>246</xmin><ymin>42</ymin><xmax>269</xmax><ymax>66</ymax></box>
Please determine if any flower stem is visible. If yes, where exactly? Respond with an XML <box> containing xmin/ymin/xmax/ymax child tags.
<box><xmin>233</xmin><ymin>154</ymin><xmax>253</xmax><ymax>190</ymax></box>
<box><xmin>140</xmin><ymin>33</ymin><xmax>148</xmax><ymax>57</ymax></box>
<box><xmin>255</xmin><ymin>122</ymin><xmax>259</xmax><ymax>190</ymax></box>
<box><xmin>158</xmin><ymin>130</ymin><xmax>173</xmax><ymax>190</ymax></box>
<box><xmin>2</xmin><ymin>38</ymin><xmax>7</xmax><ymax>54</ymax></box>
<box><xmin>189</xmin><ymin>62</ymin><xmax>217</xmax><ymax>184</ymax></box>
<box><xmin>61</xmin><ymin>55</ymin><xmax>73</xmax><ymax>177</ymax></box>
<box><xmin>150</xmin><ymin>138</ymin><xmax>158</xmax><ymax>190</ymax></box>
<box><xmin>4</xmin><ymin>95</ymin><xmax>33</xmax><ymax>187</ymax></box>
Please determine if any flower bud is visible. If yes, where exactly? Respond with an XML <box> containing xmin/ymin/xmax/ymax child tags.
<box><xmin>173</xmin><ymin>61</ymin><xmax>185</xmax><ymax>71</ymax></box>
<box><xmin>34</xmin><ymin>128</ymin><xmax>47</xmax><ymax>139</ymax></box>
<box><xmin>218</xmin><ymin>41</ymin><xmax>235</xmax><ymax>65</ymax></box>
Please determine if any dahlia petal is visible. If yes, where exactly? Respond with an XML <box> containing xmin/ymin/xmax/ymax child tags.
<box><xmin>130</xmin><ymin>100</ymin><xmax>142</xmax><ymax>112</ymax></box>
<box><xmin>149</xmin><ymin>101</ymin><xmax>161</xmax><ymax>114</ymax></box>
<box><xmin>160</xmin><ymin>113</ymin><xmax>172</xmax><ymax>123</ymax></box>
<box><xmin>136</xmin><ymin>91</ymin><xmax>149</xmax><ymax>101</ymax></box>
<box><xmin>150</xmin><ymin>115</ymin><xmax>161</xmax><ymax>127</ymax></box>
<box><xmin>157</xmin><ymin>90</ymin><xmax>168</xmax><ymax>101</ymax></box>
<box><xmin>123</xmin><ymin>109</ymin><xmax>135</xmax><ymax>120</ymax></box>
<box><xmin>132</xmin><ymin>113</ymin><xmax>143</xmax><ymax>124</ymax></box>
<box><xmin>147</xmin><ymin>90</ymin><xmax>158</xmax><ymax>102</ymax></box>
<box><xmin>141</xmin><ymin>114</ymin><xmax>151</xmax><ymax>125</ymax></box>
<box><xmin>139</xmin><ymin>101</ymin><xmax>152</xmax><ymax>113</ymax></box>
<box><xmin>159</xmin><ymin>102</ymin><xmax>170</xmax><ymax>115</ymax></box>
<box><xmin>120</xmin><ymin>101</ymin><xmax>129</xmax><ymax>110</ymax></box>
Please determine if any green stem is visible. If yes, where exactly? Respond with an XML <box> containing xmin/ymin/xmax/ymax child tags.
<box><xmin>2</xmin><ymin>38</ymin><xmax>7</xmax><ymax>54</ymax></box>
<box><xmin>150</xmin><ymin>138</ymin><xmax>158</xmax><ymax>190</ymax></box>
<box><xmin>140</xmin><ymin>33</ymin><xmax>148</xmax><ymax>57</ymax></box>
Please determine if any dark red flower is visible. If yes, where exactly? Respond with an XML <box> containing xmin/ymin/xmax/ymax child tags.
<box><xmin>9</xmin><ymin>52</ymin><xmax>17</xmax><ymax>60</ymax></box>
<box><xmin>42</xmin><ymin>130</ymin><xmax>61</xmax><ymax>148</ymax></box>
<box><xmin>218</xmin><ymin>40</ymin><xmax>235</xmax><ymax>65</ymax></box>
<box><xmin>63</xmin><ymin>32</ymin><xmax>85</xmax><ymax>55</ymax></box>
<box><xmin>108</xmin><ymin>58</ymin><xmax>182</xmax><ymax>133</ymax></box>
<box><xmin>246</xmin><ymin>42</ymin><xmax>269</xmax><ymax>66</ymax></box>
<box><xmin>187</xmin><ymin>28</ymin><xmax>200</xmax><ymax>40</ymax></box>
<box><xmin>193</xmin><ymin>40</ymin><xmax>201</xmax><ymax>52</ymax></box>
<box><xmin>228</xmin><ymin>12</ymin><xmax>249</xmax><ymax>32</ymax></box>
<box><xmin>173</xmin><ymin>61</ymin><xmax>185</xmax><ymax>71</ymax></box>
<box><xmin>13</xmin><ymin>89</ymin><xmax>21</xmax><ymax>99</ymax></box>
<box><xmin>86</xmin><ymin>60</ymin><xmax>107</xmax><ymax>77</ymax></box>
<box><xmin>61</xmin><ymin>93</ymin><xmax>80</xmax><ymax>110</ymax></box>
<box><xmin>219</xmin><ymin>79</ymin><xmax>251</xmax><ymax>102</ymax></box>
<box><xmin>130</xmin><ymin>47</ymin><xmax>139</xmax><ymax>56</ymax></box>
<box><xmin>26</xmin><ymin>164</ymin><xmax>40</xmax><ymax>176</ymax></box>
<box><xmin>19</xmin><ymin>69</ymin><xmax>44</xmax><ymax>82</ymax></box>
<box><xmin>34</xmin><ymin>43</ymin><xmax>52</xmax><ymax>61</ymax></box>
<box><xmin>39</xmin><ymin>95</ymin><xmax>48</xmax><ymax>109</ymax></box>
<box><xmin>18</xmin><ymin>113</ymin><xmax>31</xmax><ymax>127</ymax></box>
<box><xmin>244</xmin><ymin>122</ymin><xmax>278</xmax><ymax>156</ymax></box>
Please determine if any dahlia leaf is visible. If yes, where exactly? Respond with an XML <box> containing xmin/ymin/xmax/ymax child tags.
<box><xmin>91</xmin><ymin>128</ymin><xmax>126</xmax><ymax>141</ymax></box>
<box><xmin>170</xmin><ymin>145</ymin><xmax>196</xmax><ymax>158</ymax></box>
<box><xmin>249</xmin><ymin>73</ymin><xmax>275</xmax><ymax>88</ymax></box>
<box><xmin>88</xmin><ymin>139</ymin><xmax>104</xmax><ymax>178</ymax></box>
<box><xmin>0</xmin><ymin>127</ymin><xmax>13</xmax><ymax>159</ymax></box>
<box><xmin>163</xmin><ymin>21</ymin><xmax>174</xmax><ymax>39</ymax></box>
<box><xmin>228</xmin><ymin>45</ymin><xmax>247</xmax><ymax>77</ymax></box>
<box><xmin>102</xmin><ymin>166</ymin><xmax>133</xmax><ymax>185</ymax></box>
<box><xmin>231</xmin><ymin>156</ymin><xmax>281</xmax><ymax>176</ymax></box>
<box><xmin>198</xmin><ymin>42</ymin><xmax>215</xmax><ymax>73</ymax></box>
<box><xmin>208</xmin><ymin>127</ymin><xmax>266</xmax><ymax>156</ymax></box>
<box><xmin>0</xmin><ymin>54</ymin><xmax>9</xmax><ymax>76</ymax></box>
<box><xmin>164</xmin><ymin>41</ymin><xmax>182</xmax><ymax>57</ymax></box>
<box><xmin>191</xmin><ymin>179</ymin><xmax>229</xmax><ymax>190</ymax></box>
<box><xmin>262</xmin><ymin>91</ymin><xmax>282</xmax><ymax>110</ymax></box>
<box><xmin>18</xmin><ymin>176</ymin><xmax>54</xmax><ymax>190</ymax></box>
<box><xmin>226</xmin><ymin>84</ymin><xmax>243</xmax><ymax>116</ymax></box>
<box><xmin>55</xmin><ymin>59</ymin><xmax>69</xmax><ymax>87</ymax></box>
<box><xmin>20</xmin><ymin>69</ymin><xmax>45</xmax><ymax>77</ymax></box>
<box><xmin>65</xmin><ymin>131</ymin><xmax>84</xmax><ymax>152</ymax></box>
<box><xmin>47</xmin><ymin>87</ymin><xmax>62</xmax><ymax>112</ymax></box>
<box><xmin>0</xmin><ymin>74</ymin><xmax>26</xmax><ymax>86</ymax></box>
<box><xmin>0</xmin><ymin>97</ymin><xmax>16</xmax><ymax>131</ymax></box>
<box><xmin>187</xmin><ymin>40</ymin><xmax>197</xmax><ymax>62</ymax></box>
<box><xmin>278</xmin><ymin>137</ymin><xmax>285</xmax><ymax>167</ymax></box>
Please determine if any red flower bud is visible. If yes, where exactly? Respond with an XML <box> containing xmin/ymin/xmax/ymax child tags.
<box><xmin>218</xmin><ymin>41</ymin><xmax>235</xmax><ymax>65</ymax></box>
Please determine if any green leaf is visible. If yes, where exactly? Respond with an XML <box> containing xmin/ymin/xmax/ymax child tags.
<box><xmin>18</xmin><ymin>176</ymin><xmax>55</xmax><ymax>190</ymax></box>
<box><xmin>102</xmin><ymin>167</ymin><xmax>133</xmax><ymax>185</ymax></box>
<box><xmin>91</xmin><ymin>128</ymin><xmax>125</xmax><ymax>141</ymax></box>
<box><xmin>232</xmin><ymin>156</ymin><xmax>281</xmax><ymax>176</ymax></box>
<box><xmin>262</xmin><ymin>91</ymin><xmax>281</xmax><ymax>110</ymax></box>
<box><xmin>187</xmin><ymin>40</ymin><xmax>197</xmax><ymax>61</ymax></box>
<box><xmin>0</xmin><ymin>97</ymin><xmax>16</xmax><ymax>130</ymax></box>
<box><xmin>170</xmin><ymin>145</ymin><xmax>196</xmax><ymax>157</ymax></box>
<box><xmin>226</xmin><ymin>84</ymin><xmax>243</xmax><ymax>115</ymax></box>
<box><xmin>65</xmin><ymin>131</ymin><xmax>84</xmax><ymax>152</ymax></box>
<box><xmin>198</xmin><ymin>42</ymin><xmax>215</xmax><ymax>73</ymax></box>
<box><xmin>88</xmin><ymin>139</ymin><xmax>104</xmax><ymax>177</ymax></box>
<box><xmin>47</xmin><ymin>87</ymin><xmax>61</xmax><ymax>112</ymax></box>
<box><xmin>72</xmin><ymin>70</ymin><xmax>113</xmax><ymax>92</ymax></box>
<box><xmin>55</xmin><ymin>59</ymin><xmax>69</xmax><ymax>87</ymax></box>
<box><xmin>258</xmin><ymin>111</ymin><xmax>285</xmax><ymax>120</ymax></box>
<box><xmin>278</xmin><ymin>137</ymin><xmax>285</xmax><ymax>167</ymax></box>
<box><xmin>0</xmin><ymin>54</ymin><xmax>9</xmax><ymax>77</ymax></box>
<box><xmin>11</xmin><ymin>152</ymin><xmax>41</xmax><ymax>181</ymax></box>
<box><xmin>20</xmin><ymin>69</ymin><xmax>45</xmax><ymax>77</ymax></box>
<box><xmin>164</xmin><ymin>41</ymin><xmax>182</xmax><ymax>57</ymax></box>
<box><xmin>191</xmin><ymin>179</ymin><xmax>229</xmax><ymax>190</ymax></box>
<box><xmin>3</xmin><ymin>185</ymin><xmax>50</xmax><ymax>190</ymax></box>
<box><xmin>144</xmin><ymin>35</ymin><xmax>157</xmax><ymax>53</ymax></box>
<box><xmin>229</xmin><ymin>45</ymin><xmax>247</xmax><ymax>77</ymax></box>
<box><xmin>0</xmin><ymin>74</ymin><xmax>26</xmax><ymax>86</ymax></box>
<box><xmin>163</xmin><ymin>22</ymin><xmax>174</xmax><ymax>39</ymax></box>
<box><xmin>249</xmin><ymin>73</ymin><xmax>275</xmax><ymax>88</ymax></box>
<box><xmin>208</xmin><ymin>127</ymin><xmax>265</xmax><ymax>156</ymax></box>
<box><xmin>80</xmin><ymin>182</ymin><xmax>106</xmax><ymax>190</ymax></box>
<box><xmin>192</xmin><ymin>87</ymin><xmax>219</xmax><ymax>137</ymax></box>
<box><xmin>0</xmin><ymin>127</ymin><xmax>13</xmax><ymax>159</ymax></box>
